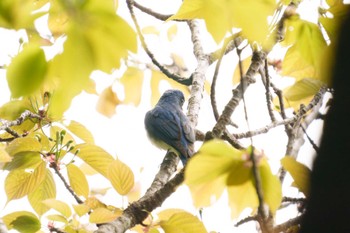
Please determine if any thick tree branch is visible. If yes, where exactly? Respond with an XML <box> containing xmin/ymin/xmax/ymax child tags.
<box><xmin>186</xmin><ymin>20</ymin><xmax>209</xmax><ymax>127</ymax></box>
<box><xmin>94</xmin><ymin>152</ymin><xmax>183</xmax><ymax>233</ymax></box>
<box><xmin>278</xmin><ymin>87</ymin><xmax>326</xmax><ymax>182</ymax></box>
<box><xmin>210</xmin><ymin>50</ymin><xmax>266</xmax><ymax>139</ymax></box>
<box><xmin>273</xmin><ymin>215</ymin><xmax>303</xmax><ymax>233</ymax></box>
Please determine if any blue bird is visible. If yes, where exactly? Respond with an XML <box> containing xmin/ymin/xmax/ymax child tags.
<box><xmin>145</xmin><ymin>89</ymin><xmax>195</xmax><ymax>165</ymax></box>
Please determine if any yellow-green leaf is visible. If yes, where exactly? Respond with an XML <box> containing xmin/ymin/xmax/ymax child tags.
<box><xmin>185</xmin><ymin>140</ymin><xmax>242</xmax><ymax>185</ymax></box>
<box><xmin>284</xmin><ymin>78</ymin><xmax>324</xmax><ymax>101</ymax></box>
<box><xmin>5</xmin><ymin>136</ymin><xmax>41</xmax><ymax>156</ymax></box>
<box><xmin>282</xmin><ymin>19</ymin><xmax>327</xmax><ymax>80</ymax></box>
<box><xmin>5</xmin><ymin>161</ymin><xmax>46</xmax><ymax>201</ymax></box>
<box><xmin>187</xmin><ymin>176</ymin><xmax>226</xmax><ymax>207</ymax></box>
<box><xmin>259</xmin><ymin>160</ymin><xmax>282</xmax><ymax>214</ymax></box>
<box><xmin>96</xmin><ymin>86</ymin><xmax>121</xmax><ymax>118</ymax></box>
<box><xmin>0</xmin><ymin>99</ymin><xmax>30</xmax><ymax>120</ymax></box>
<box><xmin>227</xmin><ymin>180</ymin><xmax>258</xmax><ymax>219</ymax></box>
<box><xmin>6</xmin><ymin>44</ymin><xmax>48</xmax><ymax>98</ymax></box>
<box><xmin>89</xmin><ymin>207</ymin><xmax>121</xmax><ymax>224</ymax></box>
<box><xmin>42</xmin><ymin>199</ymin><xmax>72</xmax><ymax>218</ymax></box>
<box><xmin>65</xmin><ymin>120</ymin><xmax>95</xmax><ymax>144</ymax></box>
<box><xmin>167</xmin><ymin>24</ymin><xmax>178</xmax><ymax>41</ymax></box>
<box><xmin>73</xmin><ymin>204</ymin><xmax>91</xmax><ymax>217</ymax></box>
<box><xmin>67</xmin><ymin>163</ymin><xmax>89</xmax><ymax>198</ymax></box>
<box><xmin>281</xmin><ymin>156</ymin><xmax>311</xmax><ymax>196</ymax></box>
<box><xmin>108</xmin><ymin>159</ymin><xmax>135</xmax><ymax>195</ymax></box>
<box><xmin>84</xmin><ymin>196</ymin><xmax>107</xmax><ymax>210</ymax></box>
<box><xmin>119</xmin><ymin>67</ymin><xmax>144</xmax><ymax>106</ymax></box>
<box><xmin>28</xmin><ymin>170</ymin><xmax>56</xmax><ymax>216</ymax></box>
<box><xmin>169</xmin><ymin>0</ymin><xmax>276</xmax><ymax>46</ymax></box>
<box><xmin>4</xmin><ymin>152</ymin><xmax>42</xmax><ymax>170</ymax></box>
<box><xmin>46</xmin><ymin>214</ymin><xmax>68</xmax><ymax>224</ymax></box>
<box><xmin>2</xmin><ymin>211</ymin><xmax>40</xmax><ymax>233</ymax></box>
<box><xmin>79</xmin><ymin>163</ymin><xmax>98</xmax><ymax>176</ymax></box>
<box><xmin>74</xmin><ymin>143</ymin><xmax>114</xmax><ymax>178</ymax></box>
<box><xmin>142</xmin><ymin>25</ymin><xmax>160</xmax><ymax>35</ymax></box>
<box><xmin>160</xmin><ymin>210</ymin><xmax>208</xmax><ymax>233</ymax></box>
<box><xmin>0</xmin><ymin>147</ymin><xmax>12</xmax><ymax>163</ymax></box>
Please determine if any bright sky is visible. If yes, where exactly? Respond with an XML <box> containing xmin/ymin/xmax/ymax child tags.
<box><xmin>0</xmin><ymin>0</ymin><xmax>326</xmax><ymax>232</ymax></box>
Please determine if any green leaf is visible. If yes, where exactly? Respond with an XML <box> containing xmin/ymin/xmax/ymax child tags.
<box><xmin>42</xmin><ymin>199</ymin><xmax>72</xmax><ymax>218</ymax></box>
<box><xmin>160</xmin><ymin>210</ymin><xmax>208</xmax><ymax>233</ymax></box>
<box><xmin>6</xmin><ymin>44</ymin><xmax>48</xmax><ymax>98</ymax></box>
<box><xmin>284</xmin><ymin>78</ymin><xmax>324</xmax><ymax>101</ymax></box>
<box><xmin>282</xmin><ymin>19</ymin><xmax>327</xmax><ymax>80</ymax></box>
<box><xmin>5</xmin><ymin>136</ymin><xmax>41</xmax><ymax>156</ymax></box>
<box><xmin>89</xmin><ymin>208</ymin><xmax>121</xmax><ymax>224</ymax></box>
<box><xmin>4</xmin><ymin>151</ymin><xmax>42</xmax><ymax>171</ymax></box>
<box><xmin>0</xmin><ymin>147</ymin><xmax>12</xmax><ymax>163</ymax></box>
<box><xmin>227</xmin><ymin>179</ymin><xmax>258</xmax><ymax>219</ymax></box>
<box><xmin>185</xmin><ymin>140</ymin><xmax>243</xmax><ymax>185</ymax></box>
<box><xmin>65</xmin><ymin>120</ymin><xmax>95</xmax><ymax>144</ymax></box>
<box><xmin>74</xmin><ymin>143</ymin><xmax>114</xmax><ymax>178</ymax></box>
<box><xmin>3</xmin><ymin>211</ymin><xmax>41</xmax><ymax>233</ymax></box>
<box><xmin>28</xmin><ymin>170</ymin><xmax>56</xmax><ymax>216</ymax></box>
<box><xmin>187</xmin><ymin>176</ymin><xmax>226</xmax><ymax>207</ymax></box>
<box><xmin>73</xmin><ymin>204</ymin><xmax>90</xmax><ymax>217</ymax></box>
<box><xmin>46</xmin><ymin>214</ymin><xmax>68</xmax><ymax>224</ymax></box>
<box><xmin>259</xmin><ymin>159</ymin><xmax>282</xmax><ymax>214</ymax></box>
<box><xmin>0</xmin><ymin>100</ymin><xmax>29</xmax><ymax>120</ymax></box>
<box><xmin>108</xmin><ymin>159</ymin><xmax>135</xmax><ymax>195</ymax></box>
<box><xmin>5</xmin><ymin>161</ymin><xmax>46</xmax><ymax>201</ymax></box>
<box><xmin>281</xmin><ymin>156</ymin><xmax>311</xmax><ymax>196</ymax></box>
<box><xmin>67</xmin><ymin>163</ymin><xmax>89</xmax><ymax>198</ymax></box>
<box><xmin>169</xmin><ymin>0</ymin><xmax>276</xmax><ymax>46</ymax></box>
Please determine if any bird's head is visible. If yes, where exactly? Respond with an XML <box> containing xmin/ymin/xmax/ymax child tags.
<box><xmin>158</xmin><ymin>89</ymin><xmax>185</xmax><ymax>107</ymax></box>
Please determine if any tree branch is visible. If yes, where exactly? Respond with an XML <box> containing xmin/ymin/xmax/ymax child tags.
<box><xmin>210</xmin><ymin>50</ymin><xmax>266</xmax><ymax>138</ymax></box>
<box><xmin>94</xmin><ymin>152</ymin><xmax>183</xmax><ymax>233</ymax></box>
<box><xmin>278</xmin><ymin>87</ymin><xmax>326</xmax><ymax>182</ymax></box>
<box><xmin>133</xmin><ymin>1</ymin><xmax>172</xmax><ymax>21</ymax></box>
<box><xmin>186</xmin><ymin>20</ymin><xmax>209</xmax><ymax>127</ymax></box>
<box><xmin>126</xmin><ymin>0</ymin><xmax>192</xmax><ymax>86</ymax></box>
<box><xmin>273</xmin><ymin>215</ymin><xmax>303</xmax><ymax>233</ymax></box>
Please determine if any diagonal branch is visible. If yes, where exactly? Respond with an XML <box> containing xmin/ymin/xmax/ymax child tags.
<box><xmin>94</xmin><ymin>152</ymin><xmax>182</xmax><ymax>233</ymax></box>
<box><xmin>133</xmin><ymin>1</ymin><xmax>172</xmax><ymax>21</ymax></box>
<box><xmin>210</xmin><ymin>50</ymin><xmax>266</xmax><ymax>139</ymax></box>
<box><xmin>126</xmin><ymin>0</ymin><xmax>192</xmax><ymax>86</ymax></box>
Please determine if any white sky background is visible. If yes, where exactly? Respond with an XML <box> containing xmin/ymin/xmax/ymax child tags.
<box><xmin>0</xmin><ymin>0</ymin><xmax>327</xmax><ymax>232</ymax></box>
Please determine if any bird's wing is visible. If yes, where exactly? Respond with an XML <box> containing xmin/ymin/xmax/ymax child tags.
<box><xmin>145</xmin><ymin>106</ymin><xmax>181</xmax><ymax>143</ymax></box>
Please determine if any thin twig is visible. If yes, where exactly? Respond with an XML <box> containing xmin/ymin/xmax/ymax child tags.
<box><xmin>301</xmin><ymin>125</ymin><xmax>320</xmax><ymax>154</ymax></box>
<box><xmin>273</xmin><ymin>215</ymin><xmax>303</xmax><ymax>233</ymax></box>
<box><xmin>235</xmin><ymin>215</ymin><xmax>258</xmax><ymax>227</ymax></box>
<box><xmin>233</xmin><ymin>116</ymin><xmax>296</xmax><ymax>139</ymax></box>
<box><xmin>133</xmin><ymin>1</ymin><xmax>172</xmax><ymax>21</ymax></box>
<box><xmin>126</xmin><ymin>0</ymin><xmax>192</xmax><ymax>86</ymax></box>
<box><xmin>211</xmin><ymin>51</ymin><xmax>266</xmax><ymax>138</ymax></box>
<box><xmin>210</xmin><ymin>38</ymin><xmax>233</xmax><ymax>121</ymax></box>
<box><xmin>51</xmin><ymin>162</ymin><xmax>84</xmax><ymax>204</ymax></box>
<box><xmin>262</xmin><ymin>60</ymin><xmax>276</xmax><ymax>122</ymax></box>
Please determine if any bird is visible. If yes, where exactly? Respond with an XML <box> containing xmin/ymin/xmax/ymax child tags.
<box><xmin>144</xmin><ymin>89</ymin><xmax>195</xmax><ymax>165</ymax></box>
